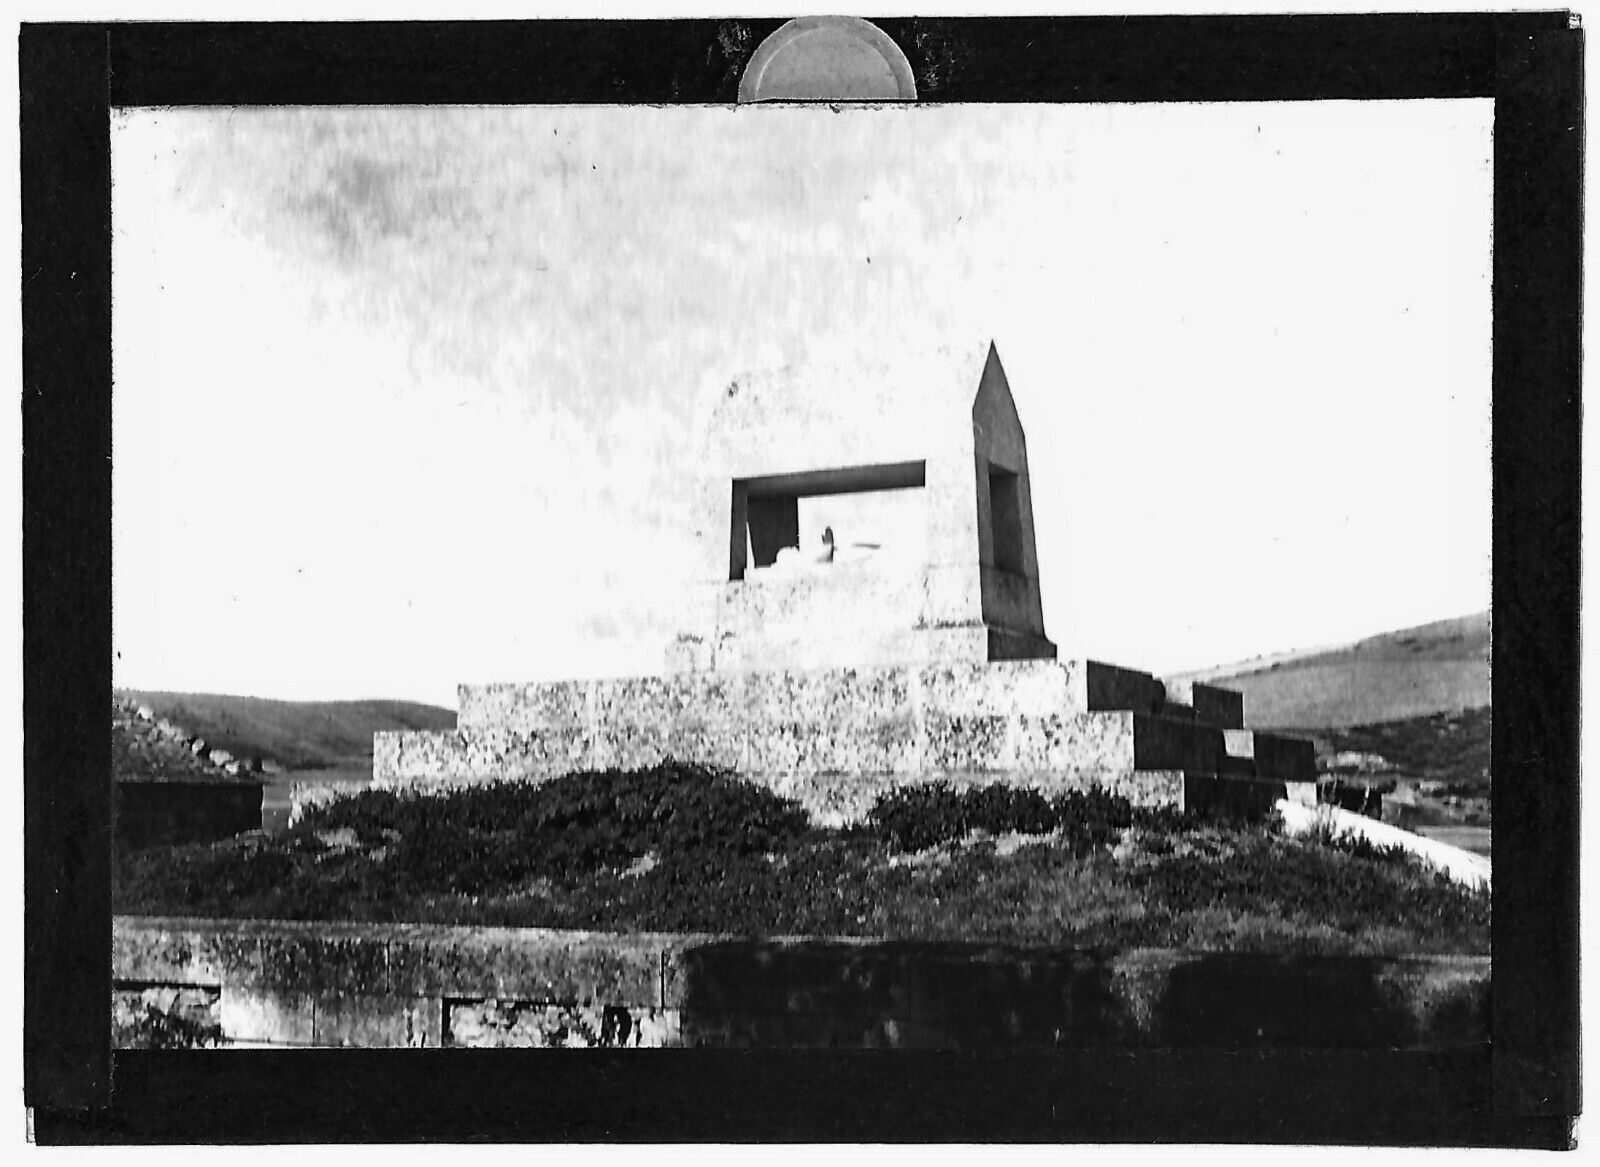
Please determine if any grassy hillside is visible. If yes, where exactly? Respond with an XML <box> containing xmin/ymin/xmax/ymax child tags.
<box><xmin>118</xmin><ymin>691</ymin><xmax>456</xmax><ymax>772</ymax></box>
<box><xmin>1178</xmin><ymin>611</ymin><xmax>1489</xmax><ymax>729</ymax></box>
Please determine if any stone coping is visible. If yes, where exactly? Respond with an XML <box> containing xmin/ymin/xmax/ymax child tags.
<box><xmin>114</xmin><ymin>913</ymin><xmax>1494</xmax><ymax>969</ymax></box>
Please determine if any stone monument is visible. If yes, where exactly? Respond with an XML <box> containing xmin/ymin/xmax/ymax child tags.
<box><xmin>375</xmin><ymin>341</ymin><xmax>1315</xmax><ymax>821</ymax></box>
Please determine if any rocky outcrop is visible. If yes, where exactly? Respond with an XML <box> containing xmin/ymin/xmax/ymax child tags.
<box><xmin>113</xmin><ymin>696</ymin><xmax>265</xmax><ymax>847</ymax></box>
<box><xmin>112</xmin><ymin>696</ymin><xmax>261</xmax><ymax>783</ymax></box>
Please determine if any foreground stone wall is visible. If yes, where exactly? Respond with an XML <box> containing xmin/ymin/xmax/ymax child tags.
<box><xmin>114</xmin><ymin>916</ymin><xmax>1490</xmax><ymax>1051</ymax></box>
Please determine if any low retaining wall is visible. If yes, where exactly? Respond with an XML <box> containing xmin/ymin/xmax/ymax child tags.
<box><xmin>116</xmin><ymin>779</ymin><xmax>264</xmax><ymax>849</ymax></box>
<box><xmin>114</xmin><ymin>916</ymin><xmax>1489</xmax><ymax>1051</ymax></box>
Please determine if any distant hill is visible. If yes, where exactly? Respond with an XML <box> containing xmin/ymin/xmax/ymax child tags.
<box><xmin>1174</xmin><ymin>611</ymin><xmax>1490</xmax><ymax>729</ymax></box>
<box><xmin>118</xmin><ymin>691</ymin><xmax>456</xmax><ymax>773</ymax></box>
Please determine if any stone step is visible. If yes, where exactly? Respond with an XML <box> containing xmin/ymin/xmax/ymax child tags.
<box><xmin>1129</xmin><ymin>714</ymin><xmax>1225</xmax><ymax>773</ymax></box>
<box><xmin>1217</xmin><ymin>752</ymin><xmax>1257</xmax><ymax>777</ymax></box>
<box><xmin>1080</xmin><ymin>661</ymin><xmax>1167</xmax><ymax>715</ymax></box>
<box><xmin>1161</xmin><ymin>679</ymin><xmax>1244</xmax><ymax>729</ymax></box>
<box><xmin>1183</xmin><ymin>773</ymin><xmax>1287</xmax><ymax>817</ymax></box>
<box><xmin>1223</xmin><ymin>730</ymin><xmax>1317</xmax><ymax>782</ymax></box>
<box><xmin>377</xmin><ymin>708</ymin><xmax>1231</xmax><ymax>819</ymax></box>
<box><xmin>458</xmin><ymin>657</ymin><xmax>1188</xmax><ymax>733</ymax></box>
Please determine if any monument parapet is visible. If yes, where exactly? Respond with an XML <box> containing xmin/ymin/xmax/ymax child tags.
<box><xmin>666</xmin><ymin>340</ymin><xmax>1056</xmax><ymax>672</ymax></box>
<box><xmin>375</xmin><ymin>341</ymin><xmax>1316</xmax><ymax>821</ymax></box>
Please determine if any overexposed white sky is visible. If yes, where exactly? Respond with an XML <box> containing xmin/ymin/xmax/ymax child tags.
<box><xmin>111</xmin><ymin>100</ymin><xmax>1492</xmax><ymax>706</ymax></box>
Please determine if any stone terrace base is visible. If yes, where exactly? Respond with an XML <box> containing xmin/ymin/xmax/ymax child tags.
<box><xmin>114</xmin><ymin>916</ymin><xmax>1490</xmax><ymax>1050</ymax></box>
<box><xmin>372</xmin><ymin>659</ymin><xmax>1314</xmax><ymax>821</ymax></box>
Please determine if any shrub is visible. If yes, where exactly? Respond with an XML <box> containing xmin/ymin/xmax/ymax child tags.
<box><xmin>298</xmin><ymin>762</ymin><xmax>814</xmax><ymax>893</ymax></box>
<box><xmin>866</xmin><ymin>782</ymin><xmax>1136</xmax><ymax>853</ymax></box>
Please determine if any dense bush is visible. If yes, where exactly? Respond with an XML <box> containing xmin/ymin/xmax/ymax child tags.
<box><xmin>866</xmin><ymin>782</ymin><xmax>1137</xmax><ymax>853</ymax></box>
<box><xmin>299</xmin><ymin>762</ymin><xmax>813</xmax><ymax>894</ymax></box>
<box><xmin>115</xmin><ymin>764</ymin><xmax>1490</xmax><ymax>954</ymax></box>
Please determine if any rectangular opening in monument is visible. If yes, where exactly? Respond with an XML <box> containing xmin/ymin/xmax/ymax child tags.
<box><xmin>731</xmin><ymin>461</ymin><xmax>926</xmax><ymax>578</ymax></box>
<box><xmin>988</xmin><ymin>464</ymin><xmax>1026</xmax><ymax>575</ymax></box>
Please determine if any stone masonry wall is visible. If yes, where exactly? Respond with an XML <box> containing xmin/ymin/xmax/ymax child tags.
<box><xmin>363</xmin><ymin>659</ymin><xmax>1319</xmax><ymax>824</ymax></box>
<box><xmin>371</xmin><ymin>659</ymin><xmax>1289</xmax><ymax>821</ymax></box>
<box><xmin>114</xmin><ymin>916</ymin><xmax>1491</xmax><ymax>1051</ymax></box>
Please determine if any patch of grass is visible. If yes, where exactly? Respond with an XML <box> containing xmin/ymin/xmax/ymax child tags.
<box><xmin>1127</xmin><ymin>828</ymin><xmax>1488</xmax><ymax>953</ymax></box>
<box><xmin>114</xmin><ymin>764</ymin><xmax>1489</xmax><ymax>955</ymax></box>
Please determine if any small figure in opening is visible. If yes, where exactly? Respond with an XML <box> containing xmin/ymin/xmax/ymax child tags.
<box><xmin>773</xmin><ymin>525</ymin><xmax>836</xmax><ymax>572</ymax></box>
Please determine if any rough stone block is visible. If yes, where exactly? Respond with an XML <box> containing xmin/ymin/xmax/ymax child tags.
<box><xmin>985</xmin><ymin>626</ymin><xmax>1058</xmax><ymax>661</ymax></box>
<box><xmin>590</xmin><ymin>723</ymin><xmax>670</xmax><ymax>772</ymax></box>
<box><xmin>113</xmin><ymin>917</ymin><xmax>264</xmax><ymax>986</ymax></box>
<box><xmin>680</xmin><ymin>671</ymin><xmax>747</xmax><ymax>725</ymax></box>
<box><xmin>1224</xmin><ymin>729</ymin><xmax>1317</xmax><ymax>781</ymax></box>
<box><xmin>460</xmin><ymin>680</ymin><xmax>588</xmax><ymax>732</ymax></box>
<box><xmin>221</xmin><ymin>985</ymin><xmax>315</xmax><ymax>1046</ymax></box>
<box><xmin>1217</xmin><ymin>749</ymin><xmax>1256</xmax><ymax>776</ymax></box>
<box><xmin>384</xmin><ymin>925</ymin><xmax>665</xmax><ymax>1006</ymax></box>
<box><xmin>444</xmin><ymin>999</ymin><xmax>679</xmax><ymax>1048</ymax></box>
<box><xmin>1102</xmin><ymin>770</ymin><xmax>1187</xmax><ymax>809</ymax></box>
<box><xmin>1067</xmin><ymin>712</ymin><xmax>1144</xmax><ymax>771</ymax></box>
<box><xmin>1131</xmin><ymin>715</ymin><xmax>1224</xmax><ymax>773</ymax></box>
<box><xmin>748</xmin><ymin>719</ymin><xmax>915</xmax><ymax>775</ymax></box>
<box><xmin>743</xmin><ymin>667</ymin><xmax>895</xmax><ymax>727</ymax></box>
<box><xmin>1012</xmin><ymin>712</ymin><xmax>1134</xmax><ymax>772</ymax></box>
<box><xmin>1190</xmin><ymin>682</ymin><xmax>1244</xmax><ymax>729</ymax></box>
<box><xmin>920</xmin><ymin>659</ymin><xmax>1075</xmax><ymax>717</ymax></box>
<box><xmin>314</xmin><ymin>993</ymin><xmax>442</xmax><ymax>1048</ymax></box>
<box><xmin>1077</xmin><ymin>662</ymin><xmax>1166</xmax><ymax>715</ymax></box>
<box><xmin>1183</xmin><ymin>773</ymin><xmax>1287</xmax><ymax>817</ymax></box>
<box><xmin>923</xmin><ymin>713</ymin><xmax>1013</xmax><ymax>771</ymax></box>
<box><xmin>595</xmin><ymin>675</ymin><xmax>693</xmax><ymax>726</ymax></box>
<box><xmin>1252</xmin><ymin>732</ymin><xmax>1318</xmax><ymax>781</ymax></box>
<box><xmin>663</xmin><ymin>723</ymin><xmax>746</xmax><ymax>772</ymax></box>
<box><xmin>251</xmin><ymin>924</ymin><xmax>391</xmax><ymax>996</ymax></box>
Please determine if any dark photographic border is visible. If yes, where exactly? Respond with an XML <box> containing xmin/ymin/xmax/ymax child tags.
<box><xmin>21</xmin><ymin>14</ymin><xmax>1580</xmax><ymax>1145</ymax></box>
